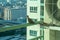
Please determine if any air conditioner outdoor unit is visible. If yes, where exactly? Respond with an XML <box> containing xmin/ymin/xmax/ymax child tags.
<box><xmin>44</xmin><ymin>0</ymin><xmax>60</xmax><ymax>40</ymax></box>
<box><xmin>44</xmin><ymin>0</ymin><xmax>60</xmax><ymax>26</ymax></box>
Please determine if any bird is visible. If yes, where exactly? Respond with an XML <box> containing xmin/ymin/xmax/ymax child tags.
<box><xmin>27</xmin><ymin>15</ymin><xmax>57</xmax><ymax>26</ymax></box>
<box><xmin>27</xmin><ymin>15</ymin><xmax>35</xmax><ymax>24</ymax></box>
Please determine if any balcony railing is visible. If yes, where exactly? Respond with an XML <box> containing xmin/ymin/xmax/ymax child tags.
<box><xmin>30</xmin><ymin>36</ymin><xmax>43</xmax><ymax>40</ymax></box>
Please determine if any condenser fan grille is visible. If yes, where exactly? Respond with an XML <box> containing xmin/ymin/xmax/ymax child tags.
<box><xmin>45</xmin><ymin>0</ymin><xmax>60</xmax><ymax>21</ymax></box>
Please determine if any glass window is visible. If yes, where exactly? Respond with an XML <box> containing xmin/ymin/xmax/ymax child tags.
<box><xmin>30</xmin><ymin>7</ymin><xmax>37</xmax><ymax>13</ymax></box>
<box><xmin>40</xmin><ymin>18</ymin><xmax>44</xmax><ymax>22</ymax></box>
<box><xmin>41</xmin><ymin>0</ymin><xmax>44</xmax><ymax>3</ymax></box>
<box><xmin>40</xmin><ymin>6</ymin><xmax>44</xmax><ymax>16</ymax></box>
<box><xmin>41</xmin><ymin>6</ymin><xmax>44</xmax><ymax>10</ymax></box>
<box><xmin>30</xmin><ymin>30</ymin><xmax>37</xmax><ymax>36</ymax></box>
<box><xmin>40</xmin><ymin>29</ymin><xmax>44</xmax><ymax>36</ymax></box>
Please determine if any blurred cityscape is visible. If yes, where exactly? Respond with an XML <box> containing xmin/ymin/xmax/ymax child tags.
<box><xmin>0</xmin><ymin>0</ymin><xmax>27</xmax><ymax>40</ymax></box>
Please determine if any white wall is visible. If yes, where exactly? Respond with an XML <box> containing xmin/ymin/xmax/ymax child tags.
<box><xmin>27</xmin><ymin>0</ymin><xmax>40</xmax><ymax>21</ymax></box>
<box><xmin>27</xmin><ymin>24</ymin><xmax>40</xmax><ymax>40</ymax></box>
<box><xmin>27</xmin><ymin>0</ymin><xmax>40</xmax><ymax>40</ymax></box>
<box><xmin>44</xmin><ymin>28</ymin><xmax>50</xmax><ymax>40</ymax></box>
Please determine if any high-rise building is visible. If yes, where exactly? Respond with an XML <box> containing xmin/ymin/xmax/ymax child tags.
<box><xmin>4</xmin><ymin>8</ymin><xmax>11</xmax><ymax>20</ymax></box>
<box><xmin>27</xmin><ymin>0</ymin><xmax>51</xmax><ymax>40</ymax></box>
<box><xmin>27</xmin><ymin>0</ymin><xmax>41</xmax><ymax>40</ymax></box>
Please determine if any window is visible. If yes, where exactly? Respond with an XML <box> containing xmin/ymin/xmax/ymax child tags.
<box><xmin>30</xmin><ymin>30</ymin><xmax>37</xmax><ymax>36</ymax></box>
<box><xmin>30</xmin><ymin>7</ymin><xmax>37</xmax><ymax>13</ymax></box>
<box><xmin>40</xmin><ymin>6</ymin><xmax>44</xmax><ymax>16</ymax></box>
<box><xmin>41</xmin><ymin>0</ymin><xmax>44</xmax><ymax>3</ymax></box>
<box><xmin>40</xmin><ymin>29</ymin><xmax>44</xmax><ymax>36</ymax></box>
<box><xmin>41</xmin><ymin>6</ymin><xmax>44</xmax><ymax>11</ymax></box>
<box><xmin>40</xmin><ymin>18</ymin><xmax>44</xmax><ymax>22</ymax></box>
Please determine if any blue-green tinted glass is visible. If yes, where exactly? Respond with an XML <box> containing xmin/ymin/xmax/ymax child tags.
<box><xmin>30</xmin><ymin>30</ymin><xmax>37</xmax><ymax>36</ymax></box>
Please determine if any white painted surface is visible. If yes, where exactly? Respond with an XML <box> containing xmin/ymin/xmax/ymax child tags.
<box><xmin>27</xmin><ymin>24</ymin><xmax>40</xmax><ymax>40</ymax></box>
<box><xmin>49</xmin><ymin>26</ymin><xmax>60</xmax><ymax>31</ymax></box>
<box><xmin>27</xmin><ymin>0</ymin><xmax>40</xmax><ymax>40</ymax></box>
<box><xmin>27</xmin><ymin>0</ymin><xmax>40</xmax><ymax>21</ymax></box>
<box><xmin>44</xmin><ymin>29</ymin><xmax>50</xmax><ymax>40</ymax></box>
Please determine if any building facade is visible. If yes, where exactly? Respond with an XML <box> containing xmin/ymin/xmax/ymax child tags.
<box><xmin>27</xmin><ymin>0</ymin><xmax>52</xmax><ymax>40</ymax></box>
<box><xmin>27</xmin><ymin>0</ymin><xmax>42</xmax><ymax>40</ymax></box>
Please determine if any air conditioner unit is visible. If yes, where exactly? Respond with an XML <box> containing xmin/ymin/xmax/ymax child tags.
<box><xmin>44</xmin><ymin>0</ymin><xmax>60</xmax><ymax>40</ymax></box>
<box><xmin>44</xmin><ymin>0</ymin><xmax>60</xmax><ymax>26</ymax></box>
